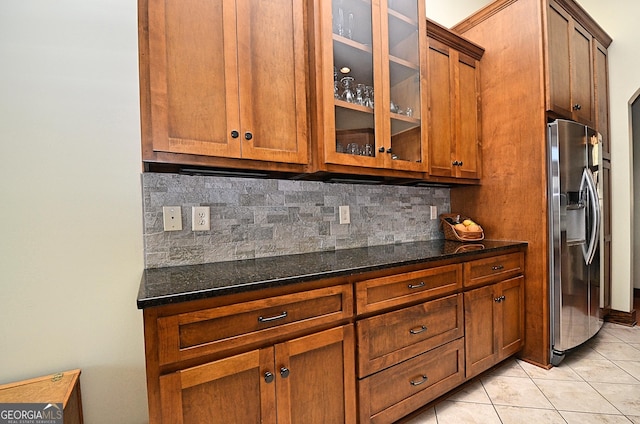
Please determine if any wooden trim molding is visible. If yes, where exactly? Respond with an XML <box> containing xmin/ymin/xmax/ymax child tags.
<box><xmin>606</xmin><ymin>309</ymin><xmax>637</xmax><ymax>327</ymax></box>
<box><xmin>452</xmin><ymin>0</ymin><xmax>611</xmax><ymax>48</ymax></box>
<box><xmin>426</xmin><ymin>18</ymin><xmax>484</xmax><ymax>60</ymax></box>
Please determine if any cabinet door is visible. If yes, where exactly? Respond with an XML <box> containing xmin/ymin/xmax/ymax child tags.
<box><xmin>594</xmin><ymin>40</ymin><xmax>610</xmax><ymax>156</ymax></box>
<box><xmin>455</xmin><ymin>53</ymin><xmax>482</xmax><ymax>179</ymax></box>
<box><xmin>158</xmin><ymin>349</ymin><xmax>276</xmax><ymax>424</ymax></box>
<box><xmin>147</xmin><ymin>0</ymin><xmax>241</xmax><ymax>158</ymax></box>
<box><xmin>427</xmin><ymin>40</ymin><xmax>481</xmax><ymax>179</ymax></box>
<box><xmin>320</xmin><ymin>0</ymin><xmax>426</xmax><ymax>173</ymax></box>
<box><xmin>499</xmin><ymin>276</ymin><xmax>525</xmax><ymax>358</ymax></box>
<box><xmin>235</xmin><ymin>0</ymin><xmax>309</xmax><ymax>164</ymax></box>
<box><xmin>571</xmin><ymin>20</ymin><xmax>594</xmax><ymax>126</ymax></box>
<box><xmin>323</xmin><ymin>0</ymin><xmax>381</xmax><ymax>169</ymax></box>
<box><xmin>601</xmin><ymin>159</ymin><xmax>612</xmax><ymax>311</ymax></box>
<box><xmin>464</xmin><ymin>276</ymin><xmax>524</xmax><ymax>378</ymax></box>
<box><xmin>385</xmin><ymin>1</ymin><xmax>427</xmax><ymax>171</ymax></box>
<box><xmin>464</xmin><ymin>284</ymin><xmax>498</xmax><ymax>378</ymax></box>
<box><xmin>547</xmin><ymin>0</ymin><xmax>572</xmax><ymax>118</ymax></box>
<box><xmin>275</xmin><ymin>325</ymin><xmax>356</xmax><ymax>424</ymax></box>
<box><xmin>427</xmin><ymin>39</ymin><xmax>454</xmax><ymax>178</ymax></box>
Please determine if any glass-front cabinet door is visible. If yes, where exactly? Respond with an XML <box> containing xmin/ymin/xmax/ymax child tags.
<box><xmin>319</xmin><ymin>0</ymin><xmax>427</xmax><ymax>172</ymax></box>
<box><xmin>386</xmin><ymin>0</ymin><xmax>425</xmax><ymax>170</ymax></box>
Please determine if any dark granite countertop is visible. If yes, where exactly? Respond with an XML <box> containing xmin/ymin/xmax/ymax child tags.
<box><xmin>137</xmin><ymin>239</ymin><xmax>527</xmax><ymax>309</ymax></box>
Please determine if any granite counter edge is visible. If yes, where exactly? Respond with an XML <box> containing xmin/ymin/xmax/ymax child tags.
<box><xmin>137</xmin><ymin>241</ymin><xmax>528</xmax><ymax>309</ymax></box>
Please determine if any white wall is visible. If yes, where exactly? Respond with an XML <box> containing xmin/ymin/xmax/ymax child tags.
<box><xmin>0</xmin><ymin>1</ymin><xmax>148</xmax><ymax>423</ymax></box>
<box><xmin>0</xmin><ymin>1</ymin><xmax>637</xmax><ymax>423</ymax></box>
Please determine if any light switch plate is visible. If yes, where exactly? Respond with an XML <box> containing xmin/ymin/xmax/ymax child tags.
<box><xmin>339</xmin><ymin>205</ymin><xmax>350</xmax><ymax>224</ymax></box>
<box><xmin>163</xmin><ymin>206</ymin><xmax>182</xmax><ymax>231</ymax></box>
<box><xmin>430</xmin><ymin>206</ymin><xmax>438</xmax><ymax>220</ymax></box>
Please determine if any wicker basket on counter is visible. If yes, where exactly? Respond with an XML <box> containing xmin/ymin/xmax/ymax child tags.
<box><xmin>440</xmin><ymin>213</ymin><xmax>485</xmax><ymax>242</ymax></box>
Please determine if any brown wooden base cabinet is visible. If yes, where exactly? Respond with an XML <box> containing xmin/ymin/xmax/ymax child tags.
<box><xmin>142</xmin><ymin>246</ymin><xmax>526</xmax><ymax>424</ymax></box>
<box><xmin>464</xmin><ymin>276</ymin><xmax>525</xmax><ymax>378</ymax></box>
<box><xmin>159</xmin><ymin>325</ymin><xmax>354</xmax><ymax>424</ymax></box>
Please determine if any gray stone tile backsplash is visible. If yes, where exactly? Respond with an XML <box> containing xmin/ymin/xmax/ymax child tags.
<box><xmin>142</xmin><ymin>173</ymin><xmax>450</xmax><ymax>268</ymax></box>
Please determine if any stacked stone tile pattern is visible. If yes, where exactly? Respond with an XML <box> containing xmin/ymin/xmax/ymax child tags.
<box><xmin>142</xmin><ymin>173</ymin><xmax>450</xmax><ymax>268</ymax></box>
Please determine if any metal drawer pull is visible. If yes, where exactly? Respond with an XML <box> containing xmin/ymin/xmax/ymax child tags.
<box><xmin>494</xmin><ymin>295</ymin><xmax>506</xmax><ymax>303</ymax></box>
<box><xmin>409</xmin><ymin>325</ymin><xmax>428</xmax><ymax>335</ymax></box>
<box><xmin>258</xmin><ymin>311</ymin><xmax>288</xmax><ymax>323</ymax></box>
<box><xmin>492</xmin><ymin>265</ymin><xmax>504</xmax><ymax>271</ymax></box>
<box><xmin>408</xmin><ymin>281</ymin><xmax>425</xmax><ymax>289</ymax></box>
<box><xmin>410</xmin><ymin>375</ymin><xmax>428</xmax><ymax>386</ymax></box>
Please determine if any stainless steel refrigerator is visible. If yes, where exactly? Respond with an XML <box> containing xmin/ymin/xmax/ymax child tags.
<box><xmin>548</xmin><ymin>119</ymin><xmax>603</xmax><ymax>366</ymax></box>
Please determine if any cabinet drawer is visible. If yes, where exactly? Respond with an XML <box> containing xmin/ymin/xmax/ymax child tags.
<box><xmin>157</xmin><ymin>284</ymin><xmax>353</xmax><ymax>365</ymax></box>
<box><xmin>356</xmin><ymin>294</ymin><xmax>463</xmax><ymax>378</ymax></box>
<box><xmin>356</xmin><ymin>264</ymin><xmax>462</xmax><ymax>315</ymax></box>
<box><xmin>463</xmin><ymin>252</ymin><xmax>524</xmax><ymax>288</ymax></box>
<box><xmin>358</xmin><ymin>338</ymin><xmax>465</xmax><ymax>424</ymax></box>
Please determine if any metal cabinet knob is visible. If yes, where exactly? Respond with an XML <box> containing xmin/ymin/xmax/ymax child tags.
<box><xmin>264</xmin><ymin>371</ymin><xmax>274</xmax><ymax>383</ymax></box>
<box><xmin>280</xmin><ymin>367</ymin><xmax>290</xmax><ymax>378</ymax></box>
<box><xmin>245</xmin><ymin>132</ymin><xmax>253</xmax><ymax>140</ymax></box>
<box><xmin>573</xmin><ymin>104</ymin><xmax>582</xmax><ymax>111</ymax></box>
<box><xmin>231</xmin><ymin>130</ymin><xmax>239</xmax><ymax>139</ymax></box>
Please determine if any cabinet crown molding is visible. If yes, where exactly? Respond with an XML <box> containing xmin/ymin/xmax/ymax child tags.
<box><xmin>452</xmin><ymin>0</ymin><xmax>611</xmax><ymax>47</ymax></box>
<box><xmin>427</xmin><ymin>18</ymin><xmax>485</xmax><ymax>60</ymax></box>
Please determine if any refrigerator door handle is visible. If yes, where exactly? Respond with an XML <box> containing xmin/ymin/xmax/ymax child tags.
<box><xmin>581</xmin><ymin>167</ymin><xmax>601</xmax><ymax>265</ymax></box>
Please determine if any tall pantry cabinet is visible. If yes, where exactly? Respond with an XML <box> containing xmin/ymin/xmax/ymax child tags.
<box><xmin>450</xmin><ymin>0</ymin><xmax>612</xmax><ymax>367</ymax></box>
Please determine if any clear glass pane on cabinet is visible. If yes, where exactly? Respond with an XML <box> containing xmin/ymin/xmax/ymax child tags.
<box><xmin>387</xmin><ymin>0</ymin><xmax>422</xmax><ymax>164</ymax></box>
<box><xmin>332</xmin><ymin>0</ymin><xmax>376</xmax><ymax>157</ymax></box>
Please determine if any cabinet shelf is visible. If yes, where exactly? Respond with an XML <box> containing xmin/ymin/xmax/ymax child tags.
<box><xmin>335</xmin><ymin>102</ymin><xmax>375</xmax><ymax>131</ymax></box>
<box><xmin>391</xmin><ymin>115</ymin><xmax>420</xmax><ymax>137</ymax></box>
<box><xmin>333</xmin><ymin>35</ymin><xmax>374</xmax><ymax>86</ymax></box>
<box><xmin>389</xmin><ymin>55</ymin><xmax>419</xmax><ymax>87</ymax></box>
<box><xmin>335</xmin><ymin>99</ymin><xmax>373</xmax><ymax>114</ymax></box>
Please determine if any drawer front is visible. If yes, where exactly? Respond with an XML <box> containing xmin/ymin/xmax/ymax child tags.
<box><xmin>356</xmin><ymin>294</ymin><xmax>463</xmax><ymax>378</ymax></box>
<box><xmin>463</xmin><ymin>252</ymin><xmax>524</xmax><ymax>288</ymax></box>
<box><xmin>358</xmin><ymin>338</ymin><xmax>465</xmax><ymax>424</ymax></box>
<box><xmin>356</xmin><ymin>264</ymin><xmax>462</xmax><ymax>315</ymax></box>
<box><xmin>157</xmin><ymin>284</ymin><xmax>353</xmax><ymax>365</ymax></box>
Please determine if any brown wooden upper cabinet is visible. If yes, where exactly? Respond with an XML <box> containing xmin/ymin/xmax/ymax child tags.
<box><xmin>426</xmin><ymin>20</ymin><xmax>484</xmax><ymax>180</ymax></box>
<box><xmin>547</xmin><ymin>0</ymin><xmax>608</xmax><ymax>131</ymax></box>
<box><xmin>313</xmin><ymin>0</ymin><xmax>428</xmax><ymax>175</ymax></box>
<box><xmin>140</xmin><ymin>0</ymin><xmax>309</xmax><ymax>167</ymax></box>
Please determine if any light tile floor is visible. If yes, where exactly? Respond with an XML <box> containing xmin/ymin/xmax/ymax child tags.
<box><xmin>402</xmin><ymin>322</ymin><xmax>640</xmax><ymax>423</ymax></box>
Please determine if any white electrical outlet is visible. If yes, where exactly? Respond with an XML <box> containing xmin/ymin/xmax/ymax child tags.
<box><xmin>339</xmin><ymin>205</ymin><xmax>350</xmax><ymax>224</ymax></box>
<box><xmin>162</xmin><ymin>206</ymin><xmax>182</xmax><ymax>231</ymax></box>
<box><xmin>430</xmin><ymin>205</ymin><xmax>438</xmax><ymax>220</ymax></box>
<box><xmin>192</xmin><ymin>206</ymin><xmax>210</xmax><ymax>231</ymax></box>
